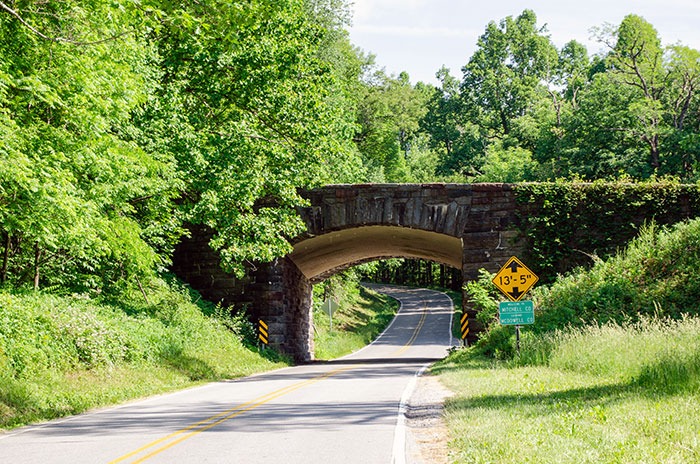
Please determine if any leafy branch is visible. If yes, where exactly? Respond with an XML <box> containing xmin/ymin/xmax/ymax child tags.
<box><xmin>0</xmin><ymin>1</ymin><xmax>134</xmax><ymax>46</ymax></box>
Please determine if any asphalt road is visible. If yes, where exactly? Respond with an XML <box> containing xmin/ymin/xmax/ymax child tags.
<box><xmin>0</xmin><ymin>284</ymin><xmax>454</xmax><ymax>463</ymax></box>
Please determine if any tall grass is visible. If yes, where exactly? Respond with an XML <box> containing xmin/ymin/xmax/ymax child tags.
<box><xmin>0</xmin><ymin>279</ymin><xmax>286</xmax><ymax>429</ymax></box>
<box><xmin>519</xmin><ymin>316</ymin><xmax>700</xmax><ymax>392</ymax></box>
<box><xmin>467</xmin><ymin>219</ymin><xmax>700</xmax><ymax>360</ymax></box>
<box><xmin>534</xmin><ymin>220</ymin><xmax>700</xmax><ymax>331</ymax></box>
<box><xmin>440</xmin><ymin>219</ymin><xmax>700</xmax><ymax>462</ymax></box>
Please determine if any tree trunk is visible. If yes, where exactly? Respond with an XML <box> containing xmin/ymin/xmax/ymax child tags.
<box><xmin>650</xmin><ymin>134</ymin><xmax>660</xmax><ymax>170</ymax></box>
<box><xmin>34</xmin><ymin>243</ymin><xmax>41</xmax><ymax>291</ymax></box>
<box><xmin>1</xmin><ymin>231</ymin><xmax>9</xmax><ymax>284</ymax></box>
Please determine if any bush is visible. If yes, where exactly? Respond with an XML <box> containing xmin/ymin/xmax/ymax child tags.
<box><xmin>468</xmin><ymin>218</ymin><xmax>700</xmax><ymax>362</ymax></box>
<box><xmin>534</xmin><ymin>219</ymin><xmax>700</xmax><ymax>332</ymax></box>
<box><xmin>463</xmin><ymin>269</ymin><xmax>518</xmax><ymax>358</ymax></box>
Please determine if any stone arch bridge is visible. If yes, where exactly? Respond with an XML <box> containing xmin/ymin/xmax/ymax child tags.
<box><xmin>172</xmin><ymin>183</ymin><xmax>699</xmax><ymax>362</ymax></box>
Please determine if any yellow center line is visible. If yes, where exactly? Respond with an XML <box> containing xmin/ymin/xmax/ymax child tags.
<box><xmin>392</xmin><ymin>299</ymin><xmax>428</xmax><ymax>357</ymax></box>
<box><xmin>110</xmin><ymin>296</ymin><xmax>430</xmax><ymax>463</ymax></box>
<box><xmin>108</xmin><ymin>367</ymin><xmax>352</xmax><ymax>464</ymax></box>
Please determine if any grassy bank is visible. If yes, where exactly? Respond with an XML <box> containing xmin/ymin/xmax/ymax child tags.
<box><xmin>312</xmin><ymin>284</ymin><xmax>398</xmax><ymax>360</ymax></box>
<box><xmin>436</xmin><ymin>218</ymin><xmax>700</xmax><ymax>462</ymax></box>
<box><xmin>0</xmin><ymin>279</ymin><xmax>287</xmax><ymax>430</ymax></box>
<box><xmin>435</xmin><ymin>316</ymin><xmax>700</xmax><ymax>463</ymax></box>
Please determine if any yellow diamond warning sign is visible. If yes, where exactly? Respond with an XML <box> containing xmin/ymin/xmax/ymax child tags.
<box><xmin>492</xmin><ymin>256</ymin><xmax>539</xmax><ymax>302</ymax></box>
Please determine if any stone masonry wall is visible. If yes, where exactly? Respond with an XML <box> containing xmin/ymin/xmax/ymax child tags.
<box><xmin>171</xmin><ymin>183</ymin><xmax>700</xmax><ymax>360</ymax></box>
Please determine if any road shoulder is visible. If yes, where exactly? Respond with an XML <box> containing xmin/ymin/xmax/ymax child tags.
<box><xmin>405</xmin><ymin>373</ymin><xmax>453</xmax><ymax>464</ymax></box>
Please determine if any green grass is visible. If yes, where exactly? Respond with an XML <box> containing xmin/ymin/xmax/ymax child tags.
<box><xmin>435</xmin><ymin>318</ymin><xmax>700</xmax><ymax>463</ymax></box>
<box><xmin>438</xmin><ymin>218</ymin><xmax>700</xmax><ymax>462</ymax></box>
<box><xmin>312</xmin><ymin>284</ymin><xmax>399</xmax><ymax>360</ymax></box>
<box><xmin>522</xmin><ymin>317</ymin><xmax>700</xmax><ymax>393</ymax></box>
<box><xmin>0</xmin><ymin>280</ymin><xmax>286</xmax><ymax>429</ymax></box>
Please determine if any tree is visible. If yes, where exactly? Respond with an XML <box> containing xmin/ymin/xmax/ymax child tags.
<box><xmin>427</xmin><ymin>9</ymin><xmax>561</xmax><ymax>180</ymax></box>
<box><xmin>461</xmin><ymin>10</ymin><xmax>558</xmax><ymax>140</ymax></box>
<box><xmin>133</xmin><ymin>0</ymin><xmax>364</xmax><ymax>276</ymax></box>
<box><xmin>606</xmin><ymin>14</ymin><xmax>666</xmax><ymax>170</ymax></box>
<box><xmin>570</xmin><ymin>14</ymin><xmax>700</xmax><ymax>179</ymax></box>
<box><xmin>662</xmin><ymin>45</ymin><xmax>700</xmax><ymax>177</ymax></box>
<box><xmin>421</xmin><ymin>66</ymin><xmax>472</xmax><ymax>175</ymax></box>
<box><xmin>0</xmin><ymin>0</ymin><xmax>179</xmax><ymax>290</ymax></box>
<box><xmin>353</xmin><ymin>68</ymin><xmax>429</xmax><ymax>182</ymax></box>
<box><xmin>0</xmin><ymin>0</ymin><xmax>366</xmax><ymax>288</ymax></box>
<box><xmin>507</xmin><ymin>40</ymin><xmax>592</xmax><ymax>178</ymax></box>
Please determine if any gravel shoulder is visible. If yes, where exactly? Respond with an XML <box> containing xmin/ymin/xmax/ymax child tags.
<box><xmin>404</xmin><ymin>373</ymin><xmax>454</xmax><ymax>464</ymax></box>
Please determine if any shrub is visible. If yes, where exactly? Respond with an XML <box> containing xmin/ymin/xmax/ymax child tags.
<box><xmin>534</xmin><ymin>219</ymin><xmax>700</xmax><ymax>332</ymax></box>
<box><xmin>0</xmin><ymin>277</ymin><xmax>285</xmax><ymax>428</ymax></box>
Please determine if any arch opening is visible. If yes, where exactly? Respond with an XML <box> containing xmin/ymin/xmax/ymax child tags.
<box><xmin>288</xmin><ymin>225</ymin><xmax>463</xmax><ymax>282</ymax></box>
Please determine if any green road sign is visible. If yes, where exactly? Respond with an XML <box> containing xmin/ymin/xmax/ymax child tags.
<box><xmin>499</xmin><ymin>300</ymin><xmax>535</xmax><ymax>325</ymax></box>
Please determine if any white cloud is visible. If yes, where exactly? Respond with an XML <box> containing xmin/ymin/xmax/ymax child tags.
<box><xmin>351</xmin><ymin>0</ymin><xmax>429</xmax><ymax>21</ymax></box>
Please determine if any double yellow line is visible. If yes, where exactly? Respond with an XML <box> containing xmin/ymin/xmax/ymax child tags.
<box><xmin>109</xmin><ymin>297</ymin><xmax>429</xmax><ymax>463</ymax></box>
<box><xmin>109</xmin><ymin>366</ymin><xmax>353</xmax><ymax>463</ymax></box>
<box><xmin>392</xmin><ymin>299</ymin><xmax>428</xmax><ymax>357</ymax></box>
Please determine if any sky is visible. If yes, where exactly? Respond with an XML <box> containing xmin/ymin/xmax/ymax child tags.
<box><xmin>348</xmin><ymin>0</ymin><xmax>700</xmax><ymax>85</ymax></box>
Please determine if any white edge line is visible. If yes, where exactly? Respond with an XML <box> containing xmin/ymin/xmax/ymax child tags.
<box><xmin>2</xmin><ymin>285</ymin><xmax>457</xmax><ymax>445</ymax></box>
<box><xmin>337</xmin><ymin>283</ymin><xmax>406</xmax><ymax>360</ymax></box>
<box><xmin>392</xmin><ymin>364</ymin><xmax>428</xmax><ymax>464</ymax></box>
<box><xmin>390</xmin><ymin>286</ymin><xmax>455</xmax><ymax>464</ymax></box>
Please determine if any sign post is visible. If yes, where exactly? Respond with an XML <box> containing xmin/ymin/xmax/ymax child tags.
<box><xmin>321</xmin><ymin>298</ymin><xmax>339</xmax><ymax>332</ymax></box>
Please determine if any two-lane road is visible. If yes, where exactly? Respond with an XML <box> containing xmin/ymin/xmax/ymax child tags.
<box><xmin>0</xmin><ymin>285</ymin><xmax>454</xmax><ymax>463</ymax></box>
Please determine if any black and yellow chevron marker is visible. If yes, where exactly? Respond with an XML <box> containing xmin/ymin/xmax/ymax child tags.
<box><xmin>460</xmin><ymin>313</ymin><xmax>469</xmax><ymax>340</ymax></box>
<box><xmin>258</xmin><ymin>319</ymin><xmax>269</xmax><ymax>346</ymax></box>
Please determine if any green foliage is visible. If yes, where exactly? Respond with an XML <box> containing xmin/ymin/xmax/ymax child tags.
<box><xmin>136</xmin><ymin>0</ymin><xmax>364</xmax><ymax>277</ymax></box>
<box><xmin>419</xmin><ymin>66</ymin><xmax>468</xmax><ymax>176</ymax></box>
<box><xmin>0</xmin><ymin>0</ymin><xmax>180</xmax><ymax>290</ymax></box>
<box><xmin>513</xmin><ymin>181</ymin><xmax>700</xmax><ymax>279</ymax></box>
<box><xmin>5</xmin><ymin>3</ymin><xmax>700</xmax><ymax>292</ymax></box>
<box><xmin>436</xmin><ymin>339</ymin><xmax>700</xmax><ymax>463</ymax></box>
<box><xmin>530</xmin><ymin>317</ymin><xmax>700</xmax><ymax>393</ymax></box>
<box><xmin>353</xmin><ymin>68</ymin><xmax>431</xmax><ymax>182</ymax></box>
<box><xmin>0</xmin><ymin>278</ymin><xmax>285</xmax><ymax>428</ymax></box>
<box><xmin>360</xmin><ymin>258</ymin><xmax>464</xmax><ymax>291</ymax></box>
<box><xmin>464</xmin><ymin>269</ymin><xmax>499</xmax><ymax>326</ymax></box>
<box><xmin>533</xmin><ymin>218</ymin><xmax>700</xmax><ymax>331</ymax></box>
<box><xmin>463</xmin><ymin>269</ymin><xmax>516</xmax><ymax>359</ymax></box>
<box><xmin>0</xmin><ymin>0</ymin><xmax>369</xmax><ymax>286</ymax></box>
<box><xmin>470</xmin><ymin>143</ymin><xmax>539</xmax><ymax>182</ymax></box>
<box><xmin>461</xmin><ymin>10</ymin><xmax>558</xmax><ymax>140</ymax></box>
<box><xmin>419</xmin><ymin>10</ymin><xmax>700</xmax><ymax>183</ymax></box>
<box><xmin>469</xmin><ymin>211</ymin><xmax>700</xmax><ymax>362</ymax></box>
